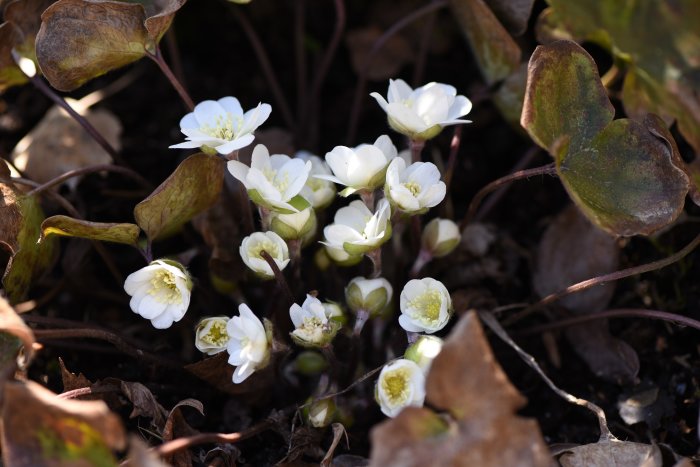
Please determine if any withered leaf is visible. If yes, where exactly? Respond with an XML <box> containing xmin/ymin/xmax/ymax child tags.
<box><xmin>0</xmin><ymin>295</ymin><xmax>34</xmax><ymax>389</ymax></box>
<box><xmin>0</xmin><ymin>22</ymin><xmax>28</xmax><ymax>91</ymax></box>
<box><xmin>185</xmin><ymin>351</ymin><xmax>275</xmax><ymax>399</ymax></box>
<box><xmin>41</xmin><ymin>215</ymin><xmax>140</xmax><ymax>246</ymax></box>
<box><xmin>102</xmin><ymin>378</ymin><xmax>167</xmax><ymax>430</ymax></box>
<box><xmin>483</xmin><ymin>0</ymin><xmax>535</xmax><ymax>36</ymax></box>
<box><xmin>35</xmin><ymin>0</ymin><xmax>186</xmax><ymax>91</ymax></box>
<box><xmin>557</xmin><ymin>439</ymin><xmax>662</xmax><ymax>467</ymax></box>
<box><xmin>1</xmin><ymin>380</ymin><xmax>126</xmax><ymax>466</ymax></box>
<box><xmin>58</xmin><ymin>357</ymin><xmax>92</xmax><ymax>393</ymax></box>
<box><xmin>1</xmin><ymin>166</ymin><xmax>57</xmax><ymax>302</ymax></box>
<box><xmin>449</xmin><ymin>0</ymin><xmax>521</xmax><ymax>85</ymax></box>
<box><xmin>134</xmin><ymin>152</ymin><xmax>224</xmax><ymax>241</ymax></box>
<box><xmin>369</xmin><ymin>311</ymin><xmax>551</xmax><ymax>467</ymax></box>
<box><xmin>3</xmin><ymin>0</ymin><xmax>55</xmax><ymax>58</ymax></box>
<box><xmin>11</xmin><ymin>104</ymin><xmax>122</xmax><ymax>188</ymax></box>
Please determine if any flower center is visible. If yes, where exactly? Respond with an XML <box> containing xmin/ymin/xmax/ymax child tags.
<box><xmin>262</xmin><ymin>168</ymin><xmax>292</xmax><ymax>193</ymax></box>
<box><xmin>402</xmin><ymin>181</ymin><xmax>421</xmax><ymax>196</ymax></box>
<box><xmin>149</xmin><ymin>270</ymin><xmax>182</xmax><ymax>304</ymax></box>
<box><xmin>307</xmin><ymin>177</ymin><xmax>326</xmax><ymax>191</ymax></box>
<box><xmin>200</xmin><ymin>113</ymin><xmax>243</xmax><ymax>140</ymax></box>
<box><xmin>381</xmin><ymin>368</ymin><xmax>411</xmax><ymax>404</ymax></box>
<box><xmin>201</xmin><ymin>321</ymin><xmax>229</xmax><ymax>347</ymax></box>
<box><xmin>408</xmin><ymin>290</ymin><xmax>442</xmax><ymax>324</ymax></box>
<box><xmin>249</xmin><ymin>240</ymin><xmax>280</xmax><ymax>260</ymax></box>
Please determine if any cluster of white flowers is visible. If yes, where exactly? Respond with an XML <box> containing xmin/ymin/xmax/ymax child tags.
<box><xmin>123</xmin><ymin>79</ymin><xmax>469</xmax><ymax>403</ymax></box>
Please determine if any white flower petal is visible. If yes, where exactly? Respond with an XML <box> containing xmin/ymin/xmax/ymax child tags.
<box><xmin>218</xmin><ymin>96</ymin><xmax>243</xmax><ymax>116</ymax></box>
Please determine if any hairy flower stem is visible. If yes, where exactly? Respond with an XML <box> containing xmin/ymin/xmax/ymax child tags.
<box><xmin>353</xmin><ymin>309</ymin><xmax>370</xmax><ymax>336</ymax></box>
<box><xmin>460</xmin><ymin>163</ymin><xmax>557</xmax><ymax>230</ymax></box>
<box><xmin>25</xmin><ymin>73</ymin><xmax>123</xmax><ymax>165</ymax></box>
<box><xmin>409</xmin><ymin>139</ymin><xmax>425</xmax><ymax>163</ymax></box>
<box><xmin>443</xmin><ymin>126</ymin><xmax>462</xmax><ymax>192</ymax></box>
<box><xmin>260</xmin><ymin>250</ymin><xmax>295</xmax><ymax>305</ymax></box>
<box><xmin>259</xmin><ymin>206</ymin><xmax>272</xmax><ymax>231</ymax></box>
<box><xmin>409</xmin><ymin>249</ymin><xmax>433</xmax><ymax>278</ymax></box>
<box><xmin>359</xmin><ymin>189</ymin><xmax>375</xmax><ymax>210</ymax></box>
<box><xmin>366</xmin><ymin>248</ymin><xmax>382</xmax><ymax>278</ymax></box>
<box><xmin>147</xmin><ymin>46</ymin><xmax>194</xmax><ymax>111</ymax></box>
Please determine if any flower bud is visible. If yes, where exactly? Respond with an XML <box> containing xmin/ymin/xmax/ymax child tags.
<box><xmin>270</xmin><ymin>196</ymin><xmax>317</xmax><ymax>240</ymax></box>
<box><xmin>195</xmin><ymin>316</ymin><xmax>230</xmax><ymax>355</ymax></box>
<box><xmin>404</xmin><ymin>335</ymin><xmax>443</xmax><ymax>374</ymax></box>
<box><xmin>239</xmin><ymin>231</ymin><xmax>290</xmax><ymax>279</ymax></box>
<box><xmin>304</xmin><ymin>398</ymin><xmax>337</xmax><ymax>428</ymax></box>
<box><xmin>422</xmin><ymin>218</ymin><xmax>460</xmax><ymax>258</ymax></box>
<box><xmin>293</xmin><ymin>350</ymin><xmax>329</xmax><ymax>375</ymax></box>
<box><xmin>324</xmin><ymin>244</ymin><xmax>363</xmax><ymax>267</ymax></box>
<box><xmin>345</xmin><ymin>276</ymin><xmax>393</xmax><ymax>317</ymax></box>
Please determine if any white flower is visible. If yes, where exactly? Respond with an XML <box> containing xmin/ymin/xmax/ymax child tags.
<box><xmin>240</xmin><ymin>231</ymin><xmax>290</xmax><ymax>279</ymax></box>
<box><xmin>296</xmin><ymin>151</ymin><xmax>337</xmax><ymax>209</ymax></box>
<box><xmin>385</xmin><ymin>158</ymin><xmax>446</xmax><ymax>214</ymax></box>
<box><xmin>289</xmin><ymin>295</ymin><xmax>341</xmax><ymax>347</ymax></box>
<box><xmin>322</xmin><ymin>198</ymin><xmax>392</xmax><ymax>256</ymax></box>
<box><xmin>227</xmin><ymin>304</ymin><xmax>270</xmax><ymax>383</ymax></box>
<box><xmin>422</xmin><ymin>218</ymin><xmax>460</xmax><ymax>257</ymax></box>
<box><xmin>270</xmin><ymin>199</ymin><xmax>316</xmax><ymax>240</ymax></box>
<box><xmin>404</xmin><ymin>335</ymin><xmax>443</xmax><ymax>375</ymax></box>
<box><xmin>323</xmin><ymin>243</ymin><xmax>363</xmax><ymax>267</ymax></box>
<box><xmin>345</xmin><ymin>276</ymin><xmax>393</xmax><ymax>317</ymax></box>
<box><xmin>170</xmin><ymin>97</ymin><xmax>271</xmax><ymax>154</ymax></box>
<box><xmin>228</xmin><ymin>144</ymin><xmax>312</xmax><ymax>213</ymax></box>
<box><xmin>370</xmin><ymin>79</ymin><xmax>472</xmax><ymax>140</ymax></box>
<box><xmin>124</xmin><ymin>260</ymin><xmax>192</xmax><ymax>329</ymax></box>
<box><xmin>316</xmin><ymin>135</ymin><xmax>397</xmax><ymax>196</ymax></box>
<box><xmin>399</xmin><ymin>278</ymin><xmax>452</xmax><ymax>334</ymax></box>
<box><xmin>375</xmin><ymin>359</ymin><xmax>426</xmax><ymax>417</ymax></box>
<box><xmin>195</xmin><ymin>316</ymin><xmax>230</xmax><ymax>355</ymax></box>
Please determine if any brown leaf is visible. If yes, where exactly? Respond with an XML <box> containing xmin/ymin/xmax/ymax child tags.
<box><xmin>483</xmin><ymin>0</ymin><xmax>535</xmax><ymax>36</ymax></box>
<box><xmin>557</xmin><ymin>439</ymin><xmax>662</xmax><ymax>467</ymax></box>
<box><xmin>3</xmin><ymin>0</ymin><xmax>54</xmax><ymax>57</ymax></box>
<box><xmin>134</xmin><ymin>152</ymin><xmax>224</xmax><ymax>241</ymax></box>
<box><xmin>103</xmin><ymin>378</ymin><xmax>168</xmax><ymax>429</ymax></box>
<box><xmin>161</xmin><ymin>399</ymin><xmax>203</xmax><ymax>467</ymax></box>
<box><xmin>35</xmin><ymin>0</ymin><xmax>185</xmax><ymax>91</ymax></box>
<box><xmin>346</xmin><ymin>26</ymin><xmax>413</xmax><ymax>81</ymax></box>
<box><xmin>0</xmin><ymin>22</ymin><xmax>27</xmax><ymax>91</ymax></box>
<box><xmin>58</xmin><ymin>357</ymin><xmax>92</xmax><ymax>393</ymax></box>
<box><xmin>369</xmin><ymin>311</ymin><xmax>551</xmax><ymax>467</ymax></box>
<box><xmin>11</xmin><ymin>104</ymin><xmax>121</xmax><ymax>188</ymax></box>
<box><xmin>1</xmin><ymin>380</ymin><xmax>126</xmax><ymax>466</ymax></box>
<box><xmin>185</xmin><ymin>352</ymin><xmax>275</xmax><ymax>399</ymax></box>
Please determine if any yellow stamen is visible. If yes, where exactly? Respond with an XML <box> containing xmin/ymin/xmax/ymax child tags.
<box><xmin>149</xmin><ymin>270</ymin><xmax>182</xmax><ymax>304</ymax></box>
<box><xmin>408</xmin><ymin>290</ymin><xmax>442</xmax><ymax>324</ymax></box>
<box><xmin>381</xmin><ymin>368</ymin><xmax>411</xmax><ymax>404</ymax></box>
<box><xmin>402</xmin><ymin>181</ymin><xmax>421</xmax><ymax>196</ymax></box>
<box><xmin>202</xmin><ymin>322</ymin><xmax>229</xmax><ymax>346</ymax></box>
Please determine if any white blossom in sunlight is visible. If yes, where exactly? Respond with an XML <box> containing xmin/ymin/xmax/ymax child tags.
<box><xmin>124</xmin><ymin>260</ymin><xmax>192</xmax><ymax>329</ymax></box>
<box><xmin>316</xmin><ymin>135</ymin><xmax>397</xmax><ymax>197</ymax></box>
<box><xmin>240</xmin><ymin>231</ymin><xmax>290</xmax><ymax>279</ymax></box>
<box><xmin>228</xmin><ymin>144</ymin><xmax>312</xmax><ymax>213</ymax></box>
<box><xmin>289</xmin><ymin>295</ymin><xmax>341</xmax><ymax>348</ymax></box>
<box><xmin>227</xmin><ymin>304</ymin><xmax>271</xmax><ymax>383</ymax></box>
<box><xmin>375</xmin><ymin>359</ymin><xmax>426</xmax><ymax>417</ymax></box>
<box><xmin>399</xmin><ymin>278</ymin><xmax>452</xmax><ymax>334</ymax></box>
<box><xmin>170</xmin><ymin>97</ymin><xmax>271</xmax><ymax>154</ymax></box>
<box><xmin>195</xmin><ymin>316</ymin><xmax>230</xmax><ymax>355</ymax></box>
<box><xmin>370</xmin><ymin>79</ymin><xmax>472</xmax><ymax>140</ymax></box>
<box><xmin>385</xmin><ymin>158</ymin><xmax>446</xmax><ymax>214</ymax></box>
<box><xmin>404</xmin><ymin>335</ymin><xmax>443</xmax><ymax>375</ymax></box>
<box><xmin>296</xmin><ymin>151</ymin><xmax>337</xmax><ymax>209</ymax></box>
<box><xmin>322</xmin><ymin>198</ymin><xmax>392</xmax><ymax>256</ymax></box>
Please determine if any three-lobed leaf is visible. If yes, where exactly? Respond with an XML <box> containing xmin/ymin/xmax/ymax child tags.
<box><xmin>134</xmin><ymin>152</ymin><xmax>225</xmax><ymax>241</ymax></box>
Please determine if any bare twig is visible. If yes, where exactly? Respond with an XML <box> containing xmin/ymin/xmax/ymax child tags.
<box><xmin>27</xmin><ymin>164</ymin><xmax>152</xmax><ymax>196</ymax></box>
<box><xmin>505</xmin><ymin>232</ymin><xmax>700</xmax><ymax>326</ymax></box>
<box><xmin>479</xmin><ymin>311</ymin><xmax>614</xmax><ymax>441</ymax></box>
<box><xmin>260</xmin><ymin>250</ymin><xmax>295</xmax><ymax>305</ymax></box>
<box><xmin>147</xmin><ymin>45</ymin><xmax>194</xmax><ymax>111</ymax></box>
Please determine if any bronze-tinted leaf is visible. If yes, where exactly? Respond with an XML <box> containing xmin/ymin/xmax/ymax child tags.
<box><xmin>558</xmin><ymin>118</ymin><xmax>689</xmax><ymax>236</ymax></box>
<box><xmin>483</xmin><ymin>0</ymin><xmax>535</xmax><ymax>36</ymax></box>
<box><xmin>0</xmin><ymin>22</ymin><xmax>27</xmax><ymax>92</ymax></box>
<box><xmin>369</xmin><ymin>312</ymin><xmax>551</xmax><ymax>467</ymax></box>
<box><xmin>1</xmin><ymin>172</ymin><xmax>57</xmax><ymax>302</ymax></box>
<box><xmin>521</xmin><ymin>40</ymin><xmax>613</xmax><ymax>153</ymax></box>
<box><xmin>3</xmin><ymin>0</ymin><xmax>55</xmax><ymax>59</ymax></box>
<box><xmin>449</xmin><ymin>0</ymin><xmax>521</xmax><ymax>85</ymax></box>
<box><xmin>35</xmin><ymin>0</ymin><xmax>185</xmax><ymax>91</ymax></box>
<box><xmin>41</xmin><ymin>215</ymin><xmax>140</xmax><ymax>246</ymax></box>
<box><xmin>1</xmin><ymin>380</ymin><xmax>126</xmax><ymax>466</ymax></box>
<box><xmin>134</xmin><ymin>152</ymin><xmax>224</xmax><ymax>241</ymax></box>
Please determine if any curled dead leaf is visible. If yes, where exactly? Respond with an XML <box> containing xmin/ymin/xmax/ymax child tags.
<box><xmin>557</xmin><ymin>439</ymin><xmax>662</xmax><ymax>467</ymax></box>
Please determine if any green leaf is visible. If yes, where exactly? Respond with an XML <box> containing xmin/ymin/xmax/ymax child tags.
<box><xmin>521</xmin><ymin>40</ymin><xmax>614</xmax><ymax>154</ymax></box>
<box><xmin>449</xmin><ymin>0</ymin><xmax>521</xmax><ymax>85</ymax></box>
<box><xmin>35</xmin><ymin>0</ymin><xmax>185</xmax><ymax>92</ymax></box>
<box><xmin>41</xmin><ymin>216</ymin><xmax>140</xmax><ymax>246</ymax></box>
<box><xmin>558</xmin><ymin>119</ymin><xmax>689</xmax><ymax>237</ymax></box>
<box><xmin>134</xmin><ymin>153</ymin><xmax>225</xmax><ymax>241</ymax></box>
<box><xmin>1</xmin><ymin>175</ymin><xmax>57</xmax><ymax>303</ymax></box>
<box><xmin>1</xmin><ymin>380</ymin><xmax>125</xmax><ymax>467</ymax></box>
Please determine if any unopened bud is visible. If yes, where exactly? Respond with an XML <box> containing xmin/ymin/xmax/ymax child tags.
<box><xmin>345</xmin><ymin>276</ymin><xmax>393</xmax><ymax>318</ymax></box>
<box><xmin>404</xmin><ymin>335</ymin><xmax>443</xmax><ymax>374</ymax></box>
<box><xmin>293</xmin><ymin>350</ymin><xmax>329</xmax><ymax>375</ymax></box>
<box><xmin>304</xmin><ymin>398</ymin><xmax>336</xmax><ymax>428</ymax></box>
<box><xmin>271</xmin><ymin>196</ymin><xmax>317</xmax><ymax>240</ymax></box>
<box><xmin>422</xmin><ymin>218</ymin><xmax>460</xmax><ymax>258</ymax></box>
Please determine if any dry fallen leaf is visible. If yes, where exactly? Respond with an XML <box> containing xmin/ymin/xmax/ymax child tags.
<box><xmin>557</xmin><ymin>439</ymin><xmax>662</xmax><ymax>467</ymax></box>
<box><xmin>11</xmin><ymin>103</ymin><xmax>121</xmax><ymax>189</ymax></box>
<box><xmin>369</xmin><ymin>311</ymin><xmax>551</xmax><ymax>467</ymax></box>
<box><xmin>1</xmin><ymin>379</ymin><xmax>126</xmax><ymax>466</ymax></box>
